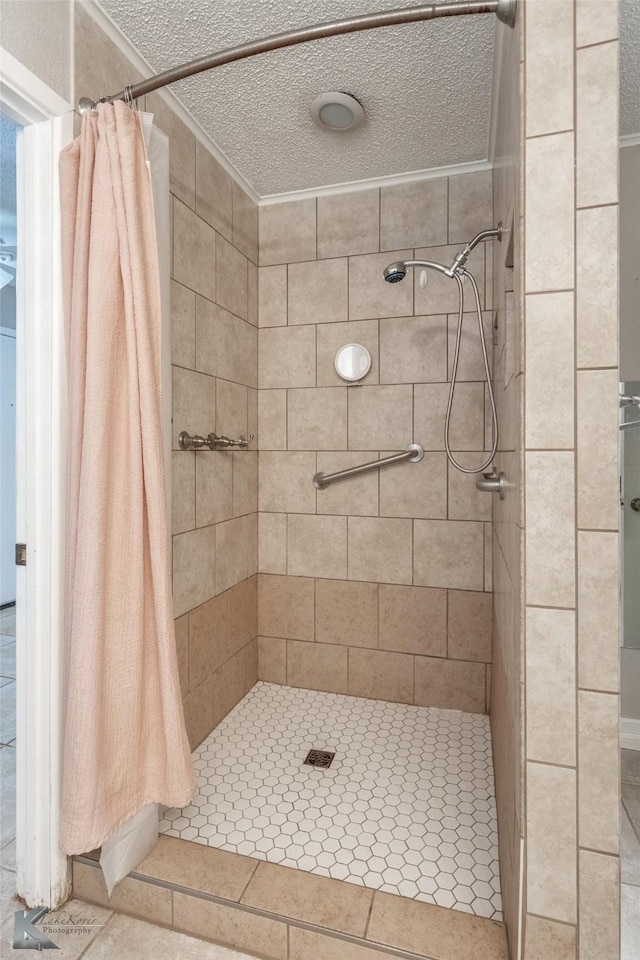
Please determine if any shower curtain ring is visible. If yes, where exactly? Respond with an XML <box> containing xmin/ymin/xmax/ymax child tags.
<box><xmin>123</xmin><ymin>84</ymin><xmax>134</xmax><ymax>107</ymax></box>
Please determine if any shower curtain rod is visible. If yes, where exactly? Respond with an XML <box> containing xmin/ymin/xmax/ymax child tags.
<box><xmin>79</xmin><ymin>0</ymin><xmax>516</xmax><ymax>112</ymax></box>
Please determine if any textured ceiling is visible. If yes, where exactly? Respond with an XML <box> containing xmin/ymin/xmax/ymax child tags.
<box><xmin>621</xmin><ymin>0</ymin><xmax>640</xmax><ymax>139</ymax></box>
<box><xmin>98</xmin><ymin>0</ymin><xmax>495</xmax><ymax>197</ymax></box>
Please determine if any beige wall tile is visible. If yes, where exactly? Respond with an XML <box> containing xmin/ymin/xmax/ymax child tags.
<box><xmin>317</xmin><ymin>190</ymin><xmax>379</xmax><ymax>259</ymax></box>
<box><xmin>525</xmin><ymin>292</ymin><xmax>574</xmax><ymax>449</ymax></box>
<box><xmin>447</xmin><ymin>454</ymin><xmax>492</xmax><ymax>522</ymax></box>
<box><xmin>195</xmin><ymin>297</ymin><xmax>233</xmax><ymax>380</ymax></box>
<box><xmin>189</xmin><ymin>592</ymin><xmax>228</xmax><ymax>686</ymax></box>
<box><xmin>414</xmin><ymin>520</ymin><xmax>484</xmax><ymax>591</ymax></box>
<box><xmin>174</xmin><ymin>614</ymin><xmax>189</xmax><ymax>696</ymax></box>
<box><xmin>576</xmin><ymin>206</ymin><xmax>618</xmax><ymax>369</ymax></box>
<box><xmin>448</xmin><ymin>590</ymin><xmax>492</xmax><ymax>663</ymax></box>
<box><xmin>577</xmin><ymin>370</ymin><xmax>619</xmax><ymax>531</ymax></box>
<box><xmin>414</xmin><ymin>656</ymin><xmax>486</xmax><ymax>712</ymax></box>
<box><xmin>577</xmin><ymin>531</ymin><xmax>619</xmax><ymax>692</ymax></box>
<box><xmin>195</xmin><ymin>140</ymin><xmax>232</xmax><ymax>241</ymax></box>
<box><xmin>247</xmin><ymin>512</ymin><xmax>258</xmax><ymax>578</ymax></box>
<box><xmin>173</xmin><ymin>891</ymin><xmax>287</xmax><ymax>959</ymax></box>
<box><xmin>259</xmin><ymin>325</ymin><xmax>316</xmax><ymax>389</ymax></box>
<box><xmin>258</xmin><ymin>512</ymin><xmax>287</xmax><ymax>574</ymax></box>
<box><xmin>525</xmin><ymin>452</ymin><xmax>575</xmax><ymax>608</ymax></box>
<box><xmin>172</xmin><ymin>366</ymin><xmax>216</xmax><ymax>450</ymax></box>
<box><xmin>172</xmin><ymin>451</ymin><xmax>195</xmax><ymax>534</ymax></box>
<box><xmin>348</xmin><ymin>648</ymin><xmax>413</xmax><ymax>704</ymax></box>
<box><xmin>576</xmin><ymin>42</ymin><xmax>618</xmax><ymax>208</ymax></box>
<box><xmin>287</xmin><ymin>639</ymin><xmax>348</xmax><ymax>694</ymax></box>
<box><xmin>247</xmin><ymin>387</ymin><xmax>258</xmax><ymax>444</ymax></box>
<box><xmin>173</xmin><ymin>199</ymin><xmax>216</xmax><ymax>302</ymax></box>
<box><xmin>213</xmin><ymin>646</ymin><xmax>248</xmax><ymax>725</ymax></box>
<box><xmin>173</xmin><ymin>525</ymin><xmax>216</xmax><ymax>617</ymax></box>
<box><xmin>72</xmin><ymin>862</ymin><xmax>171</xmax><ymax>925</ymax></box>
<box><xmin>367</xmin><ymin>890</ymin><xmax>508</xmax><ymax>960</ymax></box>
<box><xmin>246</xmin><ymin>630</ymin><xmax>258</xmax><ymax>687</ymax></box>
<box><xmin>137</xmin><ymin>835</ymin><xmax>257</xmax><ymax>902</ymax></box>
<box><xmin>414</xmin><ymin>244</ymin><xmax>485</xmax><ymax>316</ymax></box>
<box><xmin>316</xmin><ymin>579</ymin><xmax>378</xmax><ymax>648</ymax></box>
<box><xmin>195</xmin><ymin>451</ymin><xmax>232</xmax><ymax>526</ymax></box>
<box><xmin>288</xmin><ymin>514</ymin><xmax>347</xmax><ymax>579</ymax></box>
<box><xmin>315</xmin><ymin>450</ymin><xmax>379</xmax><ymax>516</ymax></box>
<box><xmin>526</xmin><ymin>762</ymin><xmax>576</xmax><ymax>923</ymax></box>
<box><xmin>216</xmin><ymin>516</ymin><xmax>249</xmax><ymax>593</ymax></box>
<box><xmin>232</xmin><ymin>181</ymin><xmax>258</xmax><ymax>264</ymax></box>
<box><xmin>348</xmin><ymin>385</ymin><xmax>413</xmax><ymax>450</ymax></box>
<box><xmin>182</xmin><ymin>675</ymin><xmax>214</xmax><ymax>749</ymax></box>
<box><xmin>349</xmin><ymin>250</ymin><xmax>413</xmax><ymax>321</ymax></box>
<box><xmin>447</xmin><ymin>171</ymin><xmax>494</xmax><ymax>245</ymax></box>
<box><xmin>216</xmin><ymin>378</ymin><xmax>248</xmax><ymax>440</ymax></box>
<box><xmin>232</xmin><ymin>450</ymin><xmax>257</xmax><ymax>517</ymax></box>
<box><xmin>288</xmin><ymin>387</ymin><xmax>347</xmax><ymax>450</ymax></box>
<box><xmin>523</xmin><ymin>916</ymin><xmax>576</xmax><ymax>960</ymax></box>
<box><xmin>578</xmin><ymin>851</ymin><xmax>620</xmax><ymax>960</ymax></box>
<box><xmin>525</xmin><ymin>607</ymin><xmax>576</xmax><ymax>766</ymax></box>
<box><xmin>288</xmin><ymin>258</ymin><xmax>348</xmax><ymax>325</ymax></box>
<box><xmin>259</xmin><ymin>452</ymin><xmax>316</xmax><ymax>514</ymax></box>
<box><xmin>242</xmin><ymin>860</ymin><xmax>372</xmax><ymax>935</ymax></box>
<box><xmin>247</xmin><ymin>259</ymin><xmax>258</xmax><ymax>326</ymax></box>
<box><xmin>379</xmin><ymin>315</ymin><xmax>447</xmax><ymax>384</ymax></box>
<box><xmin>578</xmin><ymin>691</ymin><xmax>620</xmax><ymax>853</ymax></box>
<box><xmin>379</xmin><ymin>584</ymin><xmax>446</xmax><ymax>657</ymax></box>
<box><xmin>216</xmin><ymin>233</ymin><xmax>248</xmax><ymax>321</ymax></box>
<box><xmin>171</xmin><ymin>281</ymin><xmax>196</xmax><ymax>369</ymax></box>
<box><xmin>380</xmin><ymin>179</ymin><xmax>448</xmax><ymax>251</ymax></box>
<box><xmin>414</xmin><ymin>382</ymin><xmax>485</xmax><ymax>451</ymax></box>
<box><xmin>258</xmin><ymin>390</ymin><xmax>287</xmax><ymax>450</ymax></box>
<box><xmin>258</xmin><ymin>265</ymin><xmax>287</xmax><ymax>327</ymax></box>
<box><xmin>379</xmin><ymin>451</ymin><xmax>447</xmax><ymax>519</ymax></box>
<box><xmin>228</xmin><ymin>576</ymin><xmax>258</xmax><ymax>657</ymax></box>
<box><xmin>525</xmin><ymin>132</ymin><xmax>574</xmax><ymax>293</ymax></box>
<box><xmin>446</xmin><ymin>312</ymin><xmax>493</xmax><ymax>383</ymax></box>
<box><xmin>348</xmin><ymin>517</ymin><xmax>413</xmax><ymax>585</ymax></box>
<box><xmin>316</xmin><ymin>319</ymin><xmax>379</xmax><ymax>387</ymax></box>
<box><xmin>258</xmin><ymin>574</ymin><xmax>315</xmax><ymax>641</ymax></box>
<box><xmin>258</xmin><ymin>635</ymin><xmax>287</xmax><ymax>683</ymax></box>
<box><xmin>525</xmin><ymin>0</ymin><xmax>573</xmax><ymax>138</ymax></box>
<box><xmin>147</xmin><ymin>93</ymin><xmax>195</xmax><ymax>210</ymax></box>
<box><xmin>260</xmin><ymin>199</ymin><xmax>316</xmax><ymax>265</ymax></box>
<box><xmin>231</xmin><ymin>314</ymin><xmax>258</xmax><ymax>388</ymax></box>
<box><xmin>576</xmin><ymin>0</ymin><xmax>617</xmax><ymax>46</ymax></box>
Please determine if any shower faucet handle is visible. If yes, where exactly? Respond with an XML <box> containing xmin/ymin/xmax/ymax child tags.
<box><xmin>207</xmin><ymin>433</ymin><xmax>254</xmax><ymax>450</ymax></box>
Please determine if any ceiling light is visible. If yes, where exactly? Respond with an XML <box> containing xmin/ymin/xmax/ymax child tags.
<box><xmin>310</xmin><ymin>92</ymin><xmax>365</xmax><ymax>132</ymax></box>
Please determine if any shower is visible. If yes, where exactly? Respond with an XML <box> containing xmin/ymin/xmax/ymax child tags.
<box><xmin>383</xmin><ymin>226</ymin><xmax>502</xmax><ymax>475</ymax></box>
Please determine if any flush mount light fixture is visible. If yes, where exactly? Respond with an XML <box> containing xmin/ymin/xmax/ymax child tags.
<box><xmin>309</xmin><ymin>92</ymin><xmax>365</xmax><ymax>132</ymax></box>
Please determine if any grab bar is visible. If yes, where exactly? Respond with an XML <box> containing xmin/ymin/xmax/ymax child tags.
<box><xmin>313</xmin><ymin>443</ymin><xmax>424</xmax><ymax>490</ymax></box>
<box><xmin>621</xmin><ymin>420</ymin><xmax>640</xmax><ymax>431</ymax></box>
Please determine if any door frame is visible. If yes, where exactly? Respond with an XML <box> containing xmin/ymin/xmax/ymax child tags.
<box><xmin>1</xmin><ymin>47</ymin><xmax>73</xmax><ymax>909</ymax></box>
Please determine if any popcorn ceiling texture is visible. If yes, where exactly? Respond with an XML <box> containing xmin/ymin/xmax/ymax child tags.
<box><xmin>98</xmin><ymin>0</ymin><xmax>494</xmax><ymax>196</ymax></box>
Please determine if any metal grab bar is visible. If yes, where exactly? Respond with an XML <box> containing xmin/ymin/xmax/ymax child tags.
<box><xmin>621</xmin><ymin>420</ymin><xmax>640</xmax><ymax>431</ymax></box>
<box><xmin>313</xmin><ymin>444</ymin><xmax>424</xmax><ymax>490</ymax></box>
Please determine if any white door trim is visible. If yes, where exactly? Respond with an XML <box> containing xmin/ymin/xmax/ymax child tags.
<box><xmin>1</xmin><ymin>44</ymin><xmax>74</xmax><ymax>910</ymax></box>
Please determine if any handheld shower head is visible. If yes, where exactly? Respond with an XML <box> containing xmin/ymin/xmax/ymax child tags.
<box><xmin>383</xmin><ymin>262</ymin><xmax>407</xmax><ymax>283</ymax></box>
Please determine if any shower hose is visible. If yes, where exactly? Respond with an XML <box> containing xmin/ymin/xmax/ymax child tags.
<box><xmin>446</xmin><ymin>269</ymin><xmax>498</xmax><ymax>474</ymax></box>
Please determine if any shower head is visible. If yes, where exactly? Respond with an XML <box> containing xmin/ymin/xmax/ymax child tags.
<box><xmin>383</xmin><ymin>262</ymin><xmax>407</xmax><ymax>283</ymax></box>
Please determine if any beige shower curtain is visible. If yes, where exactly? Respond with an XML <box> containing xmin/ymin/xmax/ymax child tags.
<box><xmin>59</xmin><ymin>101</ymin><xmax>194</xmax><ymax>855</ymax></box>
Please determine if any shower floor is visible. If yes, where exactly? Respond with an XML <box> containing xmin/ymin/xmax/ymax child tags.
<box><xmin>160</xmin><ymin>681</ymin><xmax>501</xmax><ymax>921</ymax></box>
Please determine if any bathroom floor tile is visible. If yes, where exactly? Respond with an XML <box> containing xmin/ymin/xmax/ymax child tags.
<box><xmin>160</xmin><ymin>682</ymin><xmax>501</xmax><ymax>920</ymax></box>
<box><xmin>622</xmin><ymin>805</ymin><xmax>640</xmax><ymax>887</ymax></box>
<box><xmin>622</xmin><ymin>882</ymin><xmax>640</xmax><ymax>960</ymax></box>
<box><xmin>622</xmin><ymin>749</ymin><xmax>640</xmax><ymax>786</ymax></box>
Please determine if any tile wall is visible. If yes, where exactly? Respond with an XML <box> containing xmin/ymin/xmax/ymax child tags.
<box><xmin>489</xmin><ymin>2</ymin><xmax>621</xmax><ymax>958</ymax></box>
<box><xmin>257</xmin><ymin>173</ymin><xmax>496</xmax><ymax>713</ymax></box>
<box><xmin>75</xmin><ymin>5</ymin><xmax>259</xmax><ymax>752</ymax></box>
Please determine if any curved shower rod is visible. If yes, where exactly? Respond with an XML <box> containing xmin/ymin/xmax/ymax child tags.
<box><xmin>79</xmin><ymin>0</ymin><xmax>517</xmax><ymax>112</ymax></box>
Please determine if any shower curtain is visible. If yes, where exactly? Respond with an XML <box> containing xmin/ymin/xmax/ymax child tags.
<box><xmin>59</xmin><ymin>101</ymin><xmax>194</xmax><ymax>858</ymax></box>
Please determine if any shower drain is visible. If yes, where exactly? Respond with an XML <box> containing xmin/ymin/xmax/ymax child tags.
<box><xmin>303</xmin><ymin>749</ymin><xmax>335</xmax><ymax>769</ymax></box>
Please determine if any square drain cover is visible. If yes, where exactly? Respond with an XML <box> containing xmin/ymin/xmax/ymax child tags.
<box><xmin>304</xmin><ymin>749</ymin><xmax>335</xmax><ymax>769</ymax></box>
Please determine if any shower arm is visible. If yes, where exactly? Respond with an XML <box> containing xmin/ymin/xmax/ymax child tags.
<box><xmin>78</xmin><ymin>0</ymin><xmax>517</xmax><ymax>112</ymax></box>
